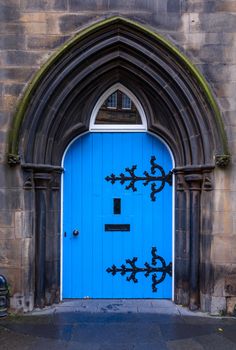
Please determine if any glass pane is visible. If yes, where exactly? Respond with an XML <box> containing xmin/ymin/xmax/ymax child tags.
<box><xmin>122</xmin><ymin>94</ymin><xmax>131</xmax><ymax>109</ymax></box>
<box><xmin>95</xmin><ymin>90</ymin><xmax>142</xmax><ymax>124</ymax></box>
<box><xmin>107</xmin><ymin>92</ymin><xmax>117</xmax><ymax>108</ymax></box>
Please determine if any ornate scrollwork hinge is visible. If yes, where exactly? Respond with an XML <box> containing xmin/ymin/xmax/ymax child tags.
<box><xmin>105</xmin><ymin>156</ymin><xmax>172</xmax><ymax>201</ymax></box>
<box><xmin>106</xmin><ymin>247</ymin><xmax>172</xmax><ymax>292</ymax></box>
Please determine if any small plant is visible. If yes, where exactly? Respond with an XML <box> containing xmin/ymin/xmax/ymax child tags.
<box><xmin>219</xmin><ymin>309</ymin><xmax>227</xmax><ymax>317</ymax></box>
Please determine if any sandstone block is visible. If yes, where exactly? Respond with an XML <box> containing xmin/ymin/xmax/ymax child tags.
<box><xmin>0</xmin><ymin>227</ymin><xmax>15</xmax><ymax>240</ymax></box>
<box><xmin>15</xmin><ymin>211</ymin><xmax>34</xmax><ymax>239</ymax></box>
<box><xmin>0</xmin><ymin>238</ymin><xmax>22</xmax><ymax>267</ymax></box>
<box><xmin>194</xmin><ymin>13</ymin><xmax>236</xmax><ymax>33</ymax></box>
<box><xmin>211</xmin><ymin>235</ymin><xmax>233</xmax><ymax>264</ymax></box>
<box><xmin>0</xmin><ymin>188</ymin><xmax>23</xmax><ymax>210</ymax></box>
<box><xmin>225</xmin><ymin>275</ymin><xmax>236</xmax><ymax>296</ymax></box>
<box><xmin>0</xmin><ymin>266</ymin><xmax>23</xmax><ymax>295</ymax></box>
<box><xmin>184</xmin><ymin>1</ymin><xmax>236</xmax><ymax>13</ymax></box>
<box><xmin>226</xmin><ymin>297</ymin><xmax>236</xmax><ymax>315</ymax></box>
<box><xmin>0</xmin><ymin>211</ymin><xmax>14</xmax><ymax>228</ymax></box>
<box><xmin>21</xmin><ymin>0</ymin><xmax>68</xmax><ymax>11</ymax></box>
<box><xmin>210</xmin><ymin>296</ymin><xmax>226</xmax><ymax>315</ymax></box>
<box><xmin>212</xmin><ymin>212</ymin><xmax>234</xmax><ymax>235</ymax></box>
<box><xmin>0</xmin><ymin>34</ymin><xmax>26</xmax><ymax>50</ymax></box>
<box><xmin>0</xmin><ymin>50</ymin><xmax>43</xmax><ymax>66</ymax></box>
<box><xmin>59</xmin><ymin>14</ymin><xmax>97</xmax><ymax>33</ymax></box>
<box><xmin>27</xmin><ymin>35</ymin><xmax>70</xmax><ymax>50</ymax></box>
<box><xmin>0</xmin><ymin>1</ymin><xmax>20</xmax><ymax>22</ymax></box>
<box><xmin>0</xmin><ymin>67</ymin><xmax>35</xmax><ymax>83</ymax></box>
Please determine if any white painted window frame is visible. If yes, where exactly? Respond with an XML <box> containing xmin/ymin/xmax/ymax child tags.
<box><xmin>89</xmin><ymin>83</ymin><xmax>147</xmax><ymax>132</ymax></box>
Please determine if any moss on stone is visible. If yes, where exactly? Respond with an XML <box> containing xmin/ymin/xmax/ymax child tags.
<box><xmin>8</xmin><ymin>16</ymin><xmax>229</xmax><ymax>159</ymax></box>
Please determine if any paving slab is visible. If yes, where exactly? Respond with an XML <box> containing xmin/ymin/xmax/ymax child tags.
<box><xmin>1</xmin><ymin>300</ymin><xmax>236</xmax><ymax>349</ymax></box>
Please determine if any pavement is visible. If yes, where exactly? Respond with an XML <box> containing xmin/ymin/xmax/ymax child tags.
<box><xmin>0</xmin><ymin>300</ymin><xmax>236</xmax><ymax>349</ymax></box>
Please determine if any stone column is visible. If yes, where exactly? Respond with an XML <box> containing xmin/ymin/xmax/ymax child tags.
<box><xmin>185</xmin><ymin>173</ymin><xmax>203</xmax><ymax>310</ymax></box>
<box><xmin>174</xmin><ymin>170</ymin><xmax>190</xmax><ymax>306</ymax></box>
<box><xmin>34</xmin><ymin>172</ymin><xmax>51</xmax><ymax>307</ymax></box>
<box><xmin>45</xmin><ymin>170</ymin><xmax>61</xmax><ymax>305</ymax></box>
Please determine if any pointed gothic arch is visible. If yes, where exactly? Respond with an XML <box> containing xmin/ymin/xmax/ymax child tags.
<box><xmin>8</xmin><ymin>17</ymin><xmax>230</xmax><ymax>310</ymax></box>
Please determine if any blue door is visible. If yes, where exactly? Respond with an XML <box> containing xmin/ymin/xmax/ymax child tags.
<box><xmin>62</xmin><ymin>133</ymin><xmax>173</xmax><ymax>298</ymax></box>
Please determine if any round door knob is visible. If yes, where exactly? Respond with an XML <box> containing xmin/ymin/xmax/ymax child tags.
<box><xmin>73</xmin><ymin>230</ymin><xmax>79</xmax><ymax>236</ymax></box>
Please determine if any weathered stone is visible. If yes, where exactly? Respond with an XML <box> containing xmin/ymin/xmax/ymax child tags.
<box><xmin>0</xmin><ymin>1</ymin><xmax>20</xmax><ymax>22</ymax></box>
<box><xmin>0</xmin><ymin>67</ymin><xmax>36</xmax><ymax>83</ymax></box>
<box><xmin>0</xmin><ymin>227</ymin><xmax>15</xmax><ymax>240</ymax></box>
<box><xmin>196</xmin><ymin>46</ymin><xmax>236</xmax><ymax>64</ymax></box>
<box><xmin>213</xmin><ymin>82</ymin><xmax>236</xmax><ymax>98</ymax></box>
<box><xmin>0</xmin><ymin>34</ymin><xmax>26</xmax><ymax>50</ymax></box>
<box><xmin>0</xmin><ymin>112</ymin><xmax>12</xmax><ymax>132</ymax></box>
<box><xmin>190</xmin><ymin>13</ymin><xmax>236</xmax><ymax>33</ymax></box>
<box><xmin>3</xmin><ymin>83</ymin><xmax>25</xmax><ymax>97</ymax></box>
<box><xmin>14</xmin><ymin>211</ymin><xmax>34</xmax><ymax>239</ymax></box>
<box><xmin>211</xmin><ymin>236</ymin><xmax>235</xmax><ymax>264</ymax></box>
<box><xmin>225</xmin><ymin>275</ymin><xmax>236</xmax><ymax>296</ymax></box>
<box><xmin>20</xmin><ymin>13</ymin><xmax>61</xmax><ymax>35</ymax></box>
<box><xmin>0</xmin><ymin>239</ymin><xmax>22</xmax><ymax>267</ymax></box>
<box><xmin>68</xmin><ymin>0</ymin><xmax>149</xmax><ymax>11</ymax></box>
<box><xmin>27</xmin><ymin>35</ymin><xmax>70</xmax><ymax>50</ymax></box>
<box><xmin>0</xmin><ymin>189</ymin><xmax>23</xmax><ymax>210</ymax></box>
<box><xmin>0</xmin><ymin>23</ymin><xmax>25</xmax><ymax>35</ymax></box>
<box><xmin>185</xmin><ymin>0</ymin><xmax>236</xmax><ymax>13</ymax></box>
<box><xmin>1</xmin><ymin>94</ymin><xmax>19</xmax><ymax>112</ymax></box>
<box><xmin>21</xmin><ymin>238</ymin><xmax>33</xmax><ymax>267</ymax></box>
<box><xmin>0</xmin><ymin>210</ymin><xmax>14</xmax><ymax>228</ymax></box>
<box><xmin>212</xmin><ymin>212</ymin><xmax>234</xmax><ymax>234</ymax></box>
<box><xmin>226</xmin><ymin>296</ymin><xmax>236</xmax><ymax>315</ymax></box>
<box><xmin>167</xmin><ymin>0</ymin><xmax>181</xmax><ymax>13</ymax></box>
<box><xmin>21</xmin><ymin>0</ymin><xmax>68</xmax><ymax>11</ymax></box>
<box><xmin>199</xmin><ymin>63</ymin><xmax>236</xmax><ymax>83</ymax></box>
<box><xmin>59</xmin><ymin>14</ymin><xmax>98</xmax><ymax>32</ymax></box>
<box><xmin>210</xmin><ymin>296</ymin><xmax>227</xmax><ymax>315</ymax></box>
<box><xmin>0</xmin><ymin>266</ymin><xmax>23</xmax><ymax>295</ymax></box>
<box><xmin>0</xmin><ymin>164</ymin><xmax>22</xmax><ymax>188</ymax></box>
<box><xmin>0</xmin><ymin>50</ymin><xmax>45</xmax><ymax>66</ymax></box>
<box><xmin>175</xmin><ymin>230</ymin><xmax>190</xmax><ymax>259</ymax></box>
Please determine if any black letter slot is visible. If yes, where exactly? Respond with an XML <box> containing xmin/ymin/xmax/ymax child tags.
<box><xmin>113</xmin><ymin>198</ymin><xmax>121</xmax><ymax>214</ymax></box>
<box><xmin>105</xmin><ymin>224</ymin><xmax>130</xmax><ymax>232</ymax></box>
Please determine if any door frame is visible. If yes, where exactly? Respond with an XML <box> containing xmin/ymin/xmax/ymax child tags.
<box><xmin>60</xmin><ymin>129</ymin><xmax>175</xmax><ymax>300</ymax></box>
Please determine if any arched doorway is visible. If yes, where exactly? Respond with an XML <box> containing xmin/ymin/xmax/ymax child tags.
<box><xmin>8</xmin><ymin>17</ymin><xmax>229</xmax><ymax>311</ymax></box>
<box><xmin>62</xmin><ymin>87</ymin><xmax>174</xmax><ymax>298</ymax></box>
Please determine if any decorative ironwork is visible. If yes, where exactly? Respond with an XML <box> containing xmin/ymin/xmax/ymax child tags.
<box><xmin>105</xmin><ymin>156</ymin><xmax>172</xmax><ymax>201</ymax></box>
<box><xmin>106</xmin><ymin>247</ymin><xmax>172</xmax><ymax>292</ymax></box>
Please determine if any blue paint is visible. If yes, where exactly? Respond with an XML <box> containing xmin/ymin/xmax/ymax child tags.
<box><xmin>63</xmin><ymin>133</ymin><xmax>173</xmax><ymax>298</ymax></box>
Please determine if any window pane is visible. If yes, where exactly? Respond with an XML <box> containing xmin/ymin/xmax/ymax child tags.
<box><xmin>122</xmin><ymin>94</ymin><xmax>131</xmax><ymax>109</ymax></box>
<box><xmin>95</xmin><ymin>90</ymin><xmax>142</xmax><ymax>125</ymax></box>
<box><xmin>106</xmin><ymin>92</ymin><xmax>117</xmax><ymax>108</ymax></box>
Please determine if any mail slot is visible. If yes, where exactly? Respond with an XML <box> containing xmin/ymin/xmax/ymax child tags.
<box><xmin>105</xmin><ymin>224</ymin><xmax>130</xmax><ymax>232</ymax></box>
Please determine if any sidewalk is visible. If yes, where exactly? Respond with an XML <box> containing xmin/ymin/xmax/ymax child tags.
<box><xmin>1</xmin><ymin>300</ymin><xmax>236</xmax><ymax>350</ymax></box>
<box><xmin>31</xmin><ymin>299</ymin><xmax>207</xmax><ymax>317</ymax></box>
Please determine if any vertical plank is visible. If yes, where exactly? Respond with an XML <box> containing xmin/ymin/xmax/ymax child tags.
<box><xmin>62</xmin><ymin>132</ymin><xmax>173</xmax><ymax>299</ymax></box>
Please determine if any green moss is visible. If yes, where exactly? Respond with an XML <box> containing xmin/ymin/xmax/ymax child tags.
<box><xmin>8</xmin><ymin>16</ymin><xmax>229</xmax><ymax>158</ymax></box>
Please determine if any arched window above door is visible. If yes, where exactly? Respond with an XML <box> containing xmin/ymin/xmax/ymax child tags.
<box><xmin>90</xmin><ymin>83</ymin><xmax>147</xmax><ymax>131</ymax></box>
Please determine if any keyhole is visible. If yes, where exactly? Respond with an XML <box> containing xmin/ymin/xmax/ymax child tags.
<box><xmin>113</xmin><ymin>198</ymin><xmax>121</xmax><ymax>214</ymax></box>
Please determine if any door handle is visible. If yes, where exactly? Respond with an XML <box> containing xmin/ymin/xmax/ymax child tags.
<box><xmin>73</xmin><ymin>229</ymin><xmax>79</xmax><ymax>237</ymax></box>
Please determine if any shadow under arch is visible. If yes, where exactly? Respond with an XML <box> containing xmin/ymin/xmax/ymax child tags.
<box><xmin>7</xmin><ymin>16</ymin><xmax>230</xmax><ymax>311</ymax></box>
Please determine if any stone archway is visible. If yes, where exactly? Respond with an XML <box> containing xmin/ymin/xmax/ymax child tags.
<box><xmin>8</xmin><ymin>17</ymin><xmax>230</xmax><ymax>310</ymax></box>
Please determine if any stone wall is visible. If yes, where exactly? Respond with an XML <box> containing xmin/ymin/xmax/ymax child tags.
<box><xmin>0</xmin><ymin>0</ymin><xmax>235</xmax><ymax>313</ymax></box>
